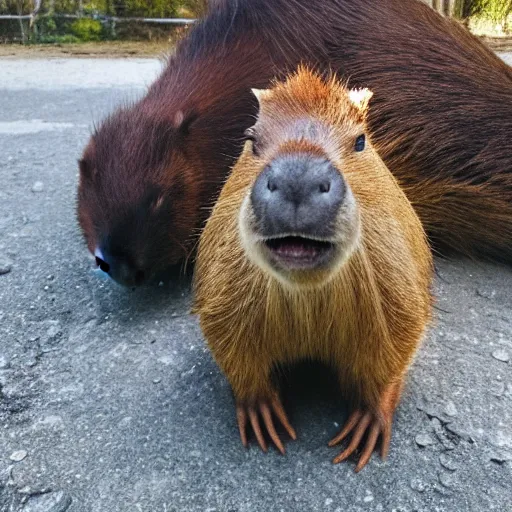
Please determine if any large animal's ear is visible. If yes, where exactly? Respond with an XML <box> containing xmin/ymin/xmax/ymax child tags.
<box><xmin>251</xmin><ymin>88</ymin><xmax>271</xmax><ymax>106</ymax></box>
<box><xmin>173</xmin><ymin>110</ymin><xmax>199</xmax><ymax>137</ymax></box>
<box><xmin>348</xmin><ymin>88</ymin><xmax>373</xmax><ymax>113</ymax></box>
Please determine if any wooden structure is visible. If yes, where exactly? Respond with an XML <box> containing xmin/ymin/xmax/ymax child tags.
<box><xmin>422</xmin><ymin>0</ymin><xmax>458</xmax><ymax>16</ymax></box>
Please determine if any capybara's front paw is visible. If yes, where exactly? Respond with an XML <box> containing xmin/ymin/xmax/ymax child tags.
<box><xmin>329</xmin><ymin>380</ymin><xmax>402</xmax><ymax>472</ymax></box>
<box><xmin>328</xmin><ymin>408</ymin><xmax>392</xmax><ymax>472</ymax></box>
<box><xmin>236</xmin><ymin>393</ymin><xmax>297</xmax><ymax>455</ymax></box>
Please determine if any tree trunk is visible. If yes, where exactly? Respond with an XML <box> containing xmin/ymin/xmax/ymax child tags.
<box><xmin>443</xmin><ymin>0</ymin><xmax>456</xmax><ymax>16</ymax></box>
<box><xmin>16</xmin><ymin>0</ymin><xmax>26</xmax><ymax>43</ymax></box>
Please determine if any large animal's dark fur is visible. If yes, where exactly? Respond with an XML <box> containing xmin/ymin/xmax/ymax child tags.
<box><xmin>77</xmin><ymin>0</ymin><xmax>512</xmax><ymax>277</ymax></box>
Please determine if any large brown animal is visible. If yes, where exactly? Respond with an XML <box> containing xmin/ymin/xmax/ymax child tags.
<box><xmin>77</xmin><ymin>0</ymin><xmax>512</xmax><ymax>286</ymax></box>
<box><xmin>193</xmin><ymin>68</ymin><xmax>433</xmax><ymax>472</ymax></box>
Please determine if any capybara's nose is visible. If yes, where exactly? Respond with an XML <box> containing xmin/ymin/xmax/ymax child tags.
<box><xmin>94</xmin><ymin>247</ymin><xmax>145</xmax><ymax>286</ymax></box>
<box><xmin>250</xmin><ymin>155</ymin><xmax>345</xmax><ymax>238</ymax></box>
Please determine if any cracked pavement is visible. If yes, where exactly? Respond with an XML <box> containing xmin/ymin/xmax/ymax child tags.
<box><xmin>0</xmin><ymin>55</ymin><xmax>511</xmax><ymax>512</ymax></box>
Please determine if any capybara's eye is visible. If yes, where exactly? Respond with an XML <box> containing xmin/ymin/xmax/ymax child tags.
<box><xmin>354</xmin><ymin>134</ymin><xmax>366</xmax><ymax>152</ymax></box>
<box><xmin>244</xmin><ymin>128</ymin><xmax>260</xmax><ymax>156</ymax></box>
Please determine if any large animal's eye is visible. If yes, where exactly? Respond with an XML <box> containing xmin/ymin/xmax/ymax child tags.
<box><xmin>244</xmin><ymin>128</ymin><xmax>260</xmax><ymax>156</ymax></box>
<box><xmin>354</xmin><ymin>134</ymin><xmax>366</xmax><ymax>152</ymax></box>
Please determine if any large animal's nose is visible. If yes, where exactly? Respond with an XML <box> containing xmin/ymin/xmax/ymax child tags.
<box><xmin>250</xmin><ymin>155</ymin><xmax>345</xmax><ymax>238</ymax></box>
<box><xmin>94</xmin><ymin>247</ymin><xmax>146</xmax><ymax>287</ymax></box>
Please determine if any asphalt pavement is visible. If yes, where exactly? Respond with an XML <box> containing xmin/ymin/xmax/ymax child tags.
<box><xmin>0</xmin><ymin>53</ymin><xmax>511</xmax><ymax>512</ymax></box>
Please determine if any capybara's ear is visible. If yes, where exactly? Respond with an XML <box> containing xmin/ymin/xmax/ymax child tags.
<box><xmin>251</xmin><ymin>88</ymin><xmax>271</xmax><ymax>106</ymax></box>
<box><xmin>348</xmin><ymin>88</ymin><xmax>373</xmax><ymax>113</ymax></box>
<box><xmin>173</xmin><ymin>109</ymin><xmax>199</xmax><ymax>137</ymax></box>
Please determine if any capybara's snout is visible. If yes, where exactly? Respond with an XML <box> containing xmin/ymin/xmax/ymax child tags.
<box><xmin>250</xmin><ymin>154</ymin><xmax>345</xmax><ymax>239</ymax></box>
<box><xmin>94</xmin><ymin>246</ymin><xmax>146</xmax><ymax>287</ymax></box>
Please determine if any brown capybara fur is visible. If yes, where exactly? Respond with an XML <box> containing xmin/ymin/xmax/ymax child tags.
<box><xmin>193</xmin><ymin>68</ymin><xmax>433</xmax><ymax>472</ymax></box>
<box><xmin>78</xmin><ymin>0</ymin><xmax>512</xmax><ymax>286</ymax></box>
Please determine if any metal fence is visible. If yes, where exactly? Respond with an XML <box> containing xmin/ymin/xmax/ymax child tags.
<box><xmin>0</xmin><ymin>0</ymin><xmax>196</xmax><ymax>44</ymax></box>
<box><xmin>0</xmin><ymin>0</ymin><xmax>462</xmax><ymax>44</ymax></box>
<box><xmin>1</xmin><ymin>0</ymin><xmax>461</xmax><ymax>22</ymax></box>
<box><xmin>422</xmin><ymin>0</ymin><xmax>460</xmax><ymax>16</ymax></box>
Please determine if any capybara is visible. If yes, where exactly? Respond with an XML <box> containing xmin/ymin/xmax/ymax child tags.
<box><xmin>193</xmin><ymin>68</ymin><xmax>433</xmax><ymax>472</ymax></box>
<box><xmin>77</xmin><ymin>0</ymin><xmax>512</xmax><ymax>286</ymax></box>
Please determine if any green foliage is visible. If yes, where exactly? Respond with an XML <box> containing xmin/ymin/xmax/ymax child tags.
<box><xmin>6</xmin><ymin>0</ymin><xmax>508</xmax><ymax>45</ymax></box>
<box><xmin>70</xmin><ymin>17</ymin><xmax>103</xmax><ymax>41</ymax></box>
<box><xmin>34</xmin><ymin>33</ymin><xmax>81</xmax><ymax>43</ymax></box>
<box><xmin>456</xmin><ymin>0</ymin><xmax>512</xmax><ymax>22</ymax></box>
<box><xmin>482</xmin><ymin>0</ymin><xmax>512</xmax><ymax>23</ymax></box>
<box><xmin>0</xmin><ymin>0</ymin><xmax>196</xmax><ymax>16</ymax></box>
<box><xmin>1</xmin><ymin>0</ymin><xmax>32</xmax><ymax>15</ymax></box>
<box><xmin>44</xmin><ymin>16</ymin><xmax>57</xmax><ymax>32</ymax></box>
<box><xmin>35</xmin><ymin>15</ymin><xmax>58</xmax><ymax>35</ymax></box>
<box><xmin>112</xmin><ymin>0</ymin><xmax>180</xmax><ymax>17</ymax></box>
<box><xmin>180</xmin><ymin>0</ymin><xmax>208</xmax><ymax>17</ymax></box>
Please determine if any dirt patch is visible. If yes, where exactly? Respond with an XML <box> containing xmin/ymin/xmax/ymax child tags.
<box><xmin>1</xmin><ymin>36</ymin><xmax>511</xmax><ymax>59</ymax></box>
<box><xmin>0</xmin><ymin>41</ymin><xmax>173</xmax><ymax>59</ymax></box>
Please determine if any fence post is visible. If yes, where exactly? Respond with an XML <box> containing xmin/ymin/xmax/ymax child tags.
<box><xmin>30</xmin><ymin>0</ymin><xmax>42</xmax><ymax>42</ymax></box>
<box><xmin>16</xmin><ymin>0</ymin><xmax>26</xmax><ymax>42</ymax></box>
<box><xmin>443</xmin><ymin>0</ymin><xmax>456</xmax><ymax>16</ymax></box>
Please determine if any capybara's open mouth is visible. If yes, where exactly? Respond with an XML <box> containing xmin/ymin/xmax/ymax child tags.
<box><xmin>264</xmin><ymin>236</ymin><xmax>335</xmax><ymax>269</ymax></box>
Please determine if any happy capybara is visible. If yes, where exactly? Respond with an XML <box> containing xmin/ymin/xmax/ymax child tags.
<box><xmin>77</xmin><ymin>0</ymin><xmax>512</xmax><ymax>286</ymax></box>
<box><xmin>193</xmin><ymin>68</ymin><xmax>433</xmax><ymax>472</ymax></box>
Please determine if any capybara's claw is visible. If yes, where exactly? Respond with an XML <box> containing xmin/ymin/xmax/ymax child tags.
<box><xmin>236</xmin><ymin>394</ymin><xmax>296</xmax><ymax>455</ymax></box>
<box><xmin>329</xmin><ymin>408</ymin><xmax>392</xmax><ymax>472</ymax></box>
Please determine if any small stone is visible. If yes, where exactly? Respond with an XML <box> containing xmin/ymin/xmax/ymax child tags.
<box><xmin>491</xmin><ymin>381</ymin><xmax>506</xmax><ymax>397</ymax></box>
<box><xmin>31</xmin><ymin>181</ymin><xmax>45</xmax><ymax>193</ymax></box>
<box><xmin>44</xmin><ymin>323</ymin><xmax>62</xmax><ymax>349</ymax></box>
<box><xmin>439</xmin><ymin>454</ymin><xmax>458</xmax><ymax>471</ymax></box>
<box><xmin>442</xmin><ymin>440</ymin><xmax>456</xmax><ymax>451</ymax></box>
<box><xmin>19</xmin><ymin>225</ymin><xmax>35</xmax><ymax>238</ymax></box>
<box><xmin>476</xmin><ymin>288</ymin><xmax>496</xmax><ymax>299</ymax></box>
<box><xmin>363</xmin><ymin>495</ymin><xmax>374</xmax><ymax>503</ymax></box>
<box><xmin>152</xmin><ymin>378</ymin><xmax>161</xmax><ymax>384</ymax></box>
<box><xmin>22</xmin><ymin>490</ymin><xmax>72</xmax><ymax>512</ymax></box>
<box><xmin>410</xmin><ymin>478</ymin><xmax>427</xmax><ymax>492</ymax></box>
<box><xmin>415</xmin><ymin>434</ymin><xmax>434</xmax><ymax>447</ymax></box>
<box><xmin>325</xmin><ymin>498</ymin><xmax>333</xmax><ymax>506</ymax></box>
<box><xmin>438</xmin><ymin>470</ymin><xmax>456</xmax><ymax>488</ymax></box>
<box><xmin>444</xmin><ymin>401</ymin><xmax>457</xmax><ymax>417</ymax></box>
<box><xmin>489</xmin><ymin>452</ymin><xmax>512</xmax><ymax>464</ymax></box>
<box><xmin>445</xmin><ymin>423</ymin><xmax>473</xmax><ymax>442</ymax></box>
<box><xmin>10</xmin><ymin>450</ymin><xmax>28</xmax><ymax>462</ymax></box>
<box><xmin>46</xmin><ymin>324</ymin><xmax>61</xmax><ymax>339</ymax></box>
<box><xmin>0</xmin><ymin>258</ymin><xmax>12</xmax><ymax>275</ymax></box>
<box><xmin>492</xmin><ymin>350</ymin><xmax>510</xmax><ymax>363</ymax></box>
<box><xmin>25</xmin><ymin>358</ymin><xmax>38</xmax><ymax>368</ymax></box>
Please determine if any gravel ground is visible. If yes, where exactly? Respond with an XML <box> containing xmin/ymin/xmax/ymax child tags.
<box><xmin>0</xmin><ymin>55</ymin><xmax>511</xmax><ymax>512</ymax></box>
